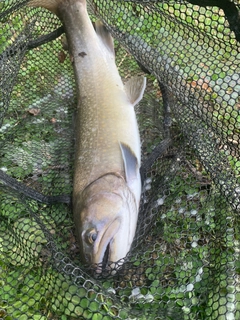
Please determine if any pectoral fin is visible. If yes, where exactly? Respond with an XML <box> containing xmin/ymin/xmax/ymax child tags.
<box><xmin>124</xmin><ymin>76</ymin><xmax>146</xmax><ymax>107</ymax></box>
<box><xmin>120</xmin><ymin>142</ymin><xmax>139</xmax><ymax>189</ymax></box>
<box><xmin>95</xmin><ymin>20</ymin><xmax>115</xmax><ymax>55</ymax></box>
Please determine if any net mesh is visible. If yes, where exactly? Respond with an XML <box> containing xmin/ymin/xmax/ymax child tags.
<box><xmin>1</xmin><ymin>0</ymin><xmax>240</xmax><ymax>319</ymax></box>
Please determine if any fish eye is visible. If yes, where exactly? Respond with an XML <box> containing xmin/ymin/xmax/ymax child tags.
<box><xmin>86</xmin><ymin>229</ymin><xmax>97</xmax><ymax>244</ymax></box>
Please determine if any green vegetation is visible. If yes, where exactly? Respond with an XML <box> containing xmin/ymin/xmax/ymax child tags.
<box><xmin>1</xmin><ymin>1</ymin><xmax>240</xmax><ymax>319</ymax></box>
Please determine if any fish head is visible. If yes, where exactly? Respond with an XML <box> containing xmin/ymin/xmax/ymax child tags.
<box><xmin>74</xmin><ymin>175</ymin><xmax>138</xmax><ymax>272</ymax></box>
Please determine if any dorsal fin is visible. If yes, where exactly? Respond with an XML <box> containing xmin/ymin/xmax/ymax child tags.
<box><xmin>124</xmin><ymin>76</ymin><xmax>146</xmax><ymax>107</ymax></box>
<box><xmin>95</xmin><ymin>20</ymin><xmax>115</xmax><ymax>55</ymax></box>
<box><xmin>119</xmin><ymin>142</ymin><xmax>139</xmax><ymax>188</ymax></box>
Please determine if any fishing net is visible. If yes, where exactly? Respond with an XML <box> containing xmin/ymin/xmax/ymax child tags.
<box><xmin>1</xmin><ymin>0</ymin><xmax>240</xmax><ymax>319</ymax></box>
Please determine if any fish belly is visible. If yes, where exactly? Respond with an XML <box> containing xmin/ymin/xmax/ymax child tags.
<box><xmin>73</xmin><ymin>77</ymin><xmax>141</xmax><ymax>196</ymax></box>
<box><xmin>40</xmin><ymin>0</ymin><xmax>141</xmax><ymax>199</ymax></box>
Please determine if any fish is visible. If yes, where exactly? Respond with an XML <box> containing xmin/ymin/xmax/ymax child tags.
<box><xmin>28</xmin><ymin>0</ymin><xmax>146</xmax><ymax>271</ymax></box>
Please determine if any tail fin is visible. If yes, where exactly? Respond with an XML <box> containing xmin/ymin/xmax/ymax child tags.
<box><xmin>28</xmin><ymin>0</ymin><xmax>87</xmax><ymax>16</ymax></box>
<box><xmin>28</xmin><ymin>0</ymin><xmax>60</xmax><ymax>16</ymax></box>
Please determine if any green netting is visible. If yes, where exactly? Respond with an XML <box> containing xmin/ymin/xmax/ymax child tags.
<box><xmin>1</xmin><ymin>0</ymin><xmax>240</xmax><ymax>319</ymax></box>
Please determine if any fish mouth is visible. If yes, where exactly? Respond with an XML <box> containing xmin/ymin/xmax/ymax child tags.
<box><xmin>102</xmin><ymin>242</ymin><xmax>110</xmax><ymax>270</ymax></box>
<box><xmin>94</xmin><ymin>218</ymin><xmax>120</xmax><ymax>273</ymax></box>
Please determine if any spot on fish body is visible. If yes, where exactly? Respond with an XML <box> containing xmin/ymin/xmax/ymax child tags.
<box><xmin>79</xmin><ymin>52</ymin><xmax>87</xmax><ymax>57</ymax></box>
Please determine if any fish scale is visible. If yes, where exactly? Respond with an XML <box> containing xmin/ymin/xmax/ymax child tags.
<box><xmin>29</xmin><ymin>0</ymin><xmax>146</xmax><ymax>271</ymax></box>
<box><xmin>74</xmin><ymin>75</ymin><xmax>140</xmax><ymax>194</ymax></box>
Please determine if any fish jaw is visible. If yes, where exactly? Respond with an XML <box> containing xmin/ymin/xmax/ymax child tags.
<box><xmin>73</xmin><ymin>174</ymin><xmax>138</xmax><ymax>270</ymax></box>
